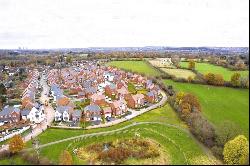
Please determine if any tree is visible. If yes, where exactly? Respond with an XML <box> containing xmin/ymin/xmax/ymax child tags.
<box><xmin>8</xmin><ymin>135</ymin><xmax>25</xmax><ymax>154</ymax></box>
<box><xmin>188</xmin><ymin>60</ymin><xmax>195</xmax><ymax>70</ymax></box>
<box><xmin>181</xmin><ymin>93</ymin><xmax>201</xmax><ymax>112</ymax></box>
<box><xmin>204</xmin><ymin>73</ymin><xmax>215</xmax><ymax>85</ymax></box>
<box><xmin>59</xmin><ymin>150</ymin><xmax>73</xmax><ymax>165</ymax></box>
<box><xmin>189</xmin><ymin>112</ymin><xmax>215</xmax><ymax>147</ymax></box>
<box><xmin>175</xmin><ymin>91</ymin><xmax>185</xmax><ymax>105</ymax></box>
<box><xmin>66</xmin><ymin>56</ymin><xmax>73</xmax><ymax>64</ymax></box>
<box><xmin>231</xmin><ymin>73</ymin><xmax>241</xmax><ymax>87</ymax></box>
<box><xmin>223</xmin><ymin>135</ymin><xmax>249</xmax><ymax>165</ymax></box>
<box><xmin>0</xmin><ymin>83</ymin><xmax>7</xmax><ymax>95</ymax></box>
<box><xmin>214</xmin><ymin>74</ymin><xmax>224</xmax><ymax>86</ymax></box>
<box><xmin>172</xmin><ymin>55</ymin><xmax>180</xmax><ymax>67</ymax></box>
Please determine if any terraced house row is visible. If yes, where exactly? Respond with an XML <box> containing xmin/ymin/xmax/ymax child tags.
<box><xmin>47</xmin><ymin>61</ymin><xmax>162</xmax><ymax>125</ymax></box>
<box><xmin>0</xmin><ymin>69</ymin><xmax>45</xmax><ymax>141</ymax></box>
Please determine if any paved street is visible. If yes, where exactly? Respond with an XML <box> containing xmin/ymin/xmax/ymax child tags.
<box><xmin>23</xmin><ymin>72</ymin><xmax>55</xmax><ymax>142</ymax></box>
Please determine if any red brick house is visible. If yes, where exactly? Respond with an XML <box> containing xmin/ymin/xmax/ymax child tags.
<box><xmin>110</xmin><ymin>99</ymin><xmax>127</xmax><ymax>116</ymax></box>
<box><xmin>127</xmin><ymin>94</ymin><xmax>145</xmax><ymax>108</ymax></box>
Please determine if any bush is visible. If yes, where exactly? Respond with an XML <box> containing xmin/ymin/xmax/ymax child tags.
<box><xmin>223</xmin><ymin>135</ymin><xmax>249</xmax><ymax>165</ymax></box>
<box><xmin>189</xmin><ymin>112</ymin><xmax>215</xmax><ymax>147</ymax></box>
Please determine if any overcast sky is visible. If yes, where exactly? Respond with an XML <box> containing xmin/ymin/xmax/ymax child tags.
<box><xmin>0</xmin><ymin>0</ymin><xmax>249</xmax><ymax>49</ymax></box>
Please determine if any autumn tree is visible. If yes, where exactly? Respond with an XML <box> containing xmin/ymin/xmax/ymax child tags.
<box><xmin>175</xmin><ymin>92</ymin><xmax>185</xmax><ymax>105</ymax></box>
<box><xmin>231</xmin><ymin>73</ymin><xmax>241</xmax><ymax>87</ymax></box>
<box><xmin>59</xmin><ymin>150</ymin><xmax>73</xmax><ymax>165</ymax></box>
<box><xmin>8</xmin><ymin>135</ymin><xmax>25</xmax><ymax>154</ymax></box>
<box><xmin>188</xmin><ymin>60</ymin><xmax>195</xmax><ymax>70</ymax></box>
<box><xmin>223</xmin><ymin>135</ymin><xmax>249</xmax><ymax>165</ymax></box>
<box><xmin>66</xmin><ymin>55</ymin><xmax>73</xmax><ymax>64</ymax></box>
<box><xmin>204</xmin><ymin>73</ymin><xmax>215</xmax><ymax>85</ymax></box>
<box><xmin>214</xmin><ymin>74</ymin><xmax>224</xmax><ymax>86</ymax></box>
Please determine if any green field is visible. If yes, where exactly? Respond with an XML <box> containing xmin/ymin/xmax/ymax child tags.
<box><xmin>108</xmin><ymin>60</ymin><xmax>162</xmax><ymax>76</ymax></box>
<box><xmin>21</xmin><ymin>104</ymin><xmax>219</xmax><ymax>165</ymax></box>
<box><xmin>161</xmin><ymin>68</ymin><xmax>196</xmax><ymax>79</ymax></box>
<box><xmin>164</xmin><ymin>79</ymin><xmax>249</xmax><ymax>137</ymax></box>
<box><xmin>180</xmin><ymin>62</ymin><xmax>249</xmax><ymax>81</ymax></box>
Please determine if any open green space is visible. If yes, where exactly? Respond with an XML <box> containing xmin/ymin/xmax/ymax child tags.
<box><xmin>23</xmin><ymin>104</ymin><xmax>218</xmax><ymax>165</ymax></box>
<box><xmin>164</xmin><ymin>79</ymin><xmax>249</xmax><ymax>137</ymax></box>
<box><xmin>107</xmin><ymin>60</ymin><xmax>162</xmax><ymax>76</ymax></box>
<box><xmin>180</xmin><ymin>62</ymin><xmax>249</xmax><ymax>81</ymax></box>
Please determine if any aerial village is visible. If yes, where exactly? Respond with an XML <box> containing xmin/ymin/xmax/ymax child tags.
<box><xmin>0</xmin><ymin>60</ymin><xmax>163</xmax><ymax>142</ymax></box>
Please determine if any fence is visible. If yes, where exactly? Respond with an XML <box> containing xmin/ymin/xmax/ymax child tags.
<box><xmin>0</xmin><ymin>126</ymin><xmax>30</xmax><ymax>142</ymax></box>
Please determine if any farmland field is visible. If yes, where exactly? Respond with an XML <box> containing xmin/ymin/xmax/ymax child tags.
<box><xmin>107</xmin><ymin>60</ymin><xmax>162</xmax><ymax>76</ymax></box>
<box><xmin>164</xmin><ymin>79</ymin><xmax>249</xmax><ymax>137</ymax></box>
<box><xmin>180</xmin><ymin>62</ymin><xmax>249</xmax><ymax>81</ymax></box>
<box><xmin>161</xmin><ymin>68</ymin><xmax>196</xmax><ymax>79</ymax></box>
<box><xmin>148</xmin><ymin>59</ymin><xmax>176</xmax><ymax>68</ymax></box>
<box><xmin>22</xmin><ymin>104</ymin><xmax>219</xmax><ymax>165</ymax></box>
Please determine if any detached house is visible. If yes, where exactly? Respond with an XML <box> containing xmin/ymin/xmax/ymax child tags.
<box><xmin>22</xmin><ymin>106</ymin><xmax>45</xmax><ymax>124</ymax></box>
<box><xmin>105</xmin><ymin>84</ymin><xmax>117</xmax><ymax>98</ymax></box>
<box><xmin>110</xmin><ymin>99</ymin><xmax>127</xmax><ymax>116</ymax></box>
<box><xmin>54</xmin><ymin>106</ymin><xmax>73</xmax><ymax>122</ymax></box>
<box><xmin>127</xmin><ymin>94</ymin><xmax>145</xmax><ymax>108</ymax></box>
<box><xmin>84</xmin><ymin>104</ymin><xmax>102</xmax><ymax>122</ymax></box>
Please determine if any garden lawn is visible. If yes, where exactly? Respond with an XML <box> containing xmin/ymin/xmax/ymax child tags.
<box><xmin>107</xmin><ymin>60</ymin><xmax>162</xmax><ymax>76</ymax></box>
<box><xmin>164</xmin><ymin>79</ymin><xmax>249</xmax><ymax>137</ymax></box>
<box><xmin>180</xmin><ymin>62</ymin><xmax>249</xmax><ymax>81</ymax></box>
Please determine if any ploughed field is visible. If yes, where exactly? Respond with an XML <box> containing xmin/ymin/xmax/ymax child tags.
<box><xmin>180</xmin><ymin>62</ymin><xmax>249</xmax><ymax>81</ymax></box>
<box><xmin>160</xmin><ymin>68</ymin><xmax>196</xmax><ymax>79</ymax></box>
<box><xmin>21</xmin><ymin>104</ymin><xmax>219</xmax><ymax>165</ymax></box>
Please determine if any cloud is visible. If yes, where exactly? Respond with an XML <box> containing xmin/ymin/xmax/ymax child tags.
<box><xmin>0</xmin><ymin>0</ymin><xmax>248</xmax><ymax>49</ymax></box>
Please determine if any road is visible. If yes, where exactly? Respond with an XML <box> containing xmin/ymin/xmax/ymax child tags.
<box><xmin>23</xmin><ymin>73</ymin><xmax>55</xmax><ymax>142</ymax></box>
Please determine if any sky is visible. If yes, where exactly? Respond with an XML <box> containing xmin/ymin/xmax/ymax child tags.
<box><xmin>0</xmin><ymin>0</ymin><xmax>249</xmax><ymax>49</ymax></box>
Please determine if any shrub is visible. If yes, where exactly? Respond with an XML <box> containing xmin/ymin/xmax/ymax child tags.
<box><xmin>231</xmin><ymin>73</ymin><xmax>241</xmax><ymax>87</ymax></box>
<box><xmin>8</xmin><ymin>135</ymin><xmax>25</xmax><ymax>154</ymax></box>
<box><xmin>223</xmin><ymin>135</ymin><xmax>249</xmax><ymax>165</ymax></box>
<box><xmin>189</xmin><ymin>112</ymin><xmax>215</xmax><ymax>147</ymax></box>
<box><xmin>59</xmin><ymin>150</ymin><xmax>73</xmax><ymax>165</ymax></box>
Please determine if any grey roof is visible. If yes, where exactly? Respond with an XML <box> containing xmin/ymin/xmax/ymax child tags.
<box><xmin>56</xmin><ymin>106</ymin><xmax>71</xmax><ymax>113</ymax></box>
<box><xmin>51</xmin><ymin>84</ymin><xmax>63</xmax><ymax>96</ymax></box>
<box><xmin>72</xmin><ymin>110</ymin><xmax>81</xmax><ymax>117</ymax></box>
<box><xmin>85</xmin><ymin>87</ymin><xmax>97</xmax><ymax>94</ymax></box>
<box><xmin>147</xmin><ymin>91</ymin><xmax>154</xmax><ymax>97</ymax></box>
<box><xmin>21</xmin><ymin>109</ymin><xmax>30</xmax><ymax>116</ymax></box>
<box><xmin>82</xmin><ymin>81</ymin><xmax>92</xmax><ymax>88</ymax></box>
<box><xmin>84</xmin><ymin>104</ymin><xmax>101</xmax><ymax>112</ymax></box>
<box><xmin>0</xmin><ymin>106</ymin><xmax>20</xmax><ymax>116</ymax></box>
